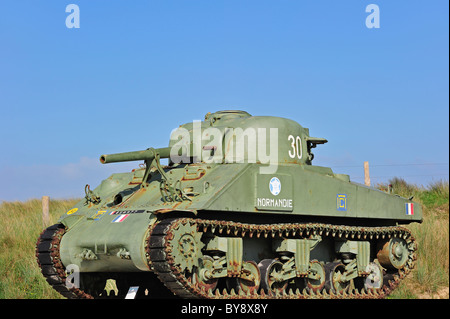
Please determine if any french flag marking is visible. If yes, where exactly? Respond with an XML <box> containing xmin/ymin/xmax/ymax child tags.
<box><xmin>112</xmin><ymin>214</ymin><xmax>129</xmax><ymax>223</ymax></box>
<box><xmin>405</xmin><ymin>203</ymin><xmax>414</xmax><ymax>215</ymax></box>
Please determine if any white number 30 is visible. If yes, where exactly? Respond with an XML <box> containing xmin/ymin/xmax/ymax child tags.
<box><xmin>288</xmin><ymin>135</ymin><xmax>302</xmax><ymax>159</ymax></box>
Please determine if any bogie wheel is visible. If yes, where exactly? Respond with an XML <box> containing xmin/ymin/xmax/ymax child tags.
<box><xmin>325</xmin><ymin>262</ymin><xmax>350</xmax><ymax>294</ymax></box>
<box><xmin>227</xmin><ymin>261</ymin><xmax>261</xmax><ymax>294</ymax></box>
<box><xmin>258</xmin><ymin>259</ymin><xmax>288</xmax><ymax>294</ymax></box>
<box><xmin>305</xmin><ymin>260</ymin><xmax>326</xmax><ymax>293</ymax></box>
<box><xmin>193</xmin><ymin>256</ymin><xmax>219</xmax><ymax>292</ymax></box>
<box><xmin>364</xmin><ymin>262</ymin><xmax>384</xmax><ymax>290</ymax></box>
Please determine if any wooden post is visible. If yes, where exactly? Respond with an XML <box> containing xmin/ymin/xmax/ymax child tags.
<box><xmin>364</xmin><ymin>161</ymin><xmax>370</xmax><ymax>186</ymax></box>
<box><xmin>42</xmin><ymin>196</ymin><xmax>50</xmax><ymax>228</ymax></box>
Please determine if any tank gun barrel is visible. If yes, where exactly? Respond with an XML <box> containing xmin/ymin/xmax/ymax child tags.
<box><xmin>100</xmin><ymin>147</ymin><xmax>172</xmax><ymax>164</ymax></box>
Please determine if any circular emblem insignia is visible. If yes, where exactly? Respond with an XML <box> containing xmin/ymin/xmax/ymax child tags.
<box><xmin>66</xmin><ymin>208</ymin><xmax>78</xmax><ymax>215</ymax></box>
<box><xmin>269</xmin><ymin>177</ymin><xmax>281</xmax><ymax>196</ymax></box>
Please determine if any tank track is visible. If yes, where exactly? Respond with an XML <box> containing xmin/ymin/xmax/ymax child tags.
<box><xmin>35</xmin><ymin>224</ymin><xmax>94</xmax><ymax>299</ymax></box>
<box><xmin>146</xmin><ymin>217</ymin><xmax>417</xmax><ymax>299</ymax></box>
<box><xmin>35</xmin><ymin>218</ymin><xmax>417</xmax><ymax>299</ymax></box>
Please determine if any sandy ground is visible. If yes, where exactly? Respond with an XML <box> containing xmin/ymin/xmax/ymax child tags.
<box><xmin>418</xmin><ymin>286</ymin><xmax>449</xmax><ymax>299</ymax></box>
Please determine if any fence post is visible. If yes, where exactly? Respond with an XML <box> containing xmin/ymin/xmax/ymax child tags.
<box><xmin>42</xmin><ymin>196</ymin><xmax>50</xmax><ymax>228</ymax></box>
<box><xmin>364</xmin><ymin>161</ymin><xmax>371</xmax><ymax>186</ymax></box>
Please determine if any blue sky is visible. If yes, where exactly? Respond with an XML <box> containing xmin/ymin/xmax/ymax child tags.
<box><xmin>0</xmin><ymin>1</ymin><xmax>448</xmax><ymax>201</ymax></box>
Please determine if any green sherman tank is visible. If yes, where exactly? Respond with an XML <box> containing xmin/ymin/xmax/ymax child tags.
<box><xmin>36</xmin><ymin>110</ymin><xmax>422</xmax><ymax>299</ymax></box>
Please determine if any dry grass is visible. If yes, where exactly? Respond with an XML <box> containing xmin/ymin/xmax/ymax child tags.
<box><xmin>0</xmin><ymin>199</ymin><xmax>78</xmax><ymax>298</ymax></box>
<box><xmin>380</xmin><ymin>179</ymin><xmax>449</xmax><ymax>299</ymax></box>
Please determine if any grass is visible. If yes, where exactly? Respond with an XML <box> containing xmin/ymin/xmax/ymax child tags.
<box><xmin>0</xmin><ymin>179</ymin><xmax>448</xmax><ymax>299</ymax></box>
<box><xmin>0</xmin><ymin>199</ymin><xmax>78</xmax><ymax>299</ymax></box>
<box><xmin>379</xmin><ymin>178</ymin><xmax>449</xmax><ymax>299</ymax></box>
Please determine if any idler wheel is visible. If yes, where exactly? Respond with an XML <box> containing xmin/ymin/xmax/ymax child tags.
<box><xmin>258</xmin><ymin>259</ymin><xmax>288</xmax><ymax>294</ymax></box>
<box><xmin>377</xmin><ymin>237</ymin><xmax>409</xmax><ymax>269</ymax></box>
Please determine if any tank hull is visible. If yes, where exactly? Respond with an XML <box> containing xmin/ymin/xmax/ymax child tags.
<box><xmin>55</xmin><ymin>161</ymin><xmax>421</xmax><ymax>274</ymax></box>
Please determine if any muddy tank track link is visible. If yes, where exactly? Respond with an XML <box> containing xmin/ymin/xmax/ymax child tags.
<box><xmin>35</xmin><ymin>224</ymin><xmax>94</xmax><ymax>299</ymax></box>
<box><xmin>146</xmin><ymin>217</ymin><xmax>417</xmax><ymax>299</ymax></box>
